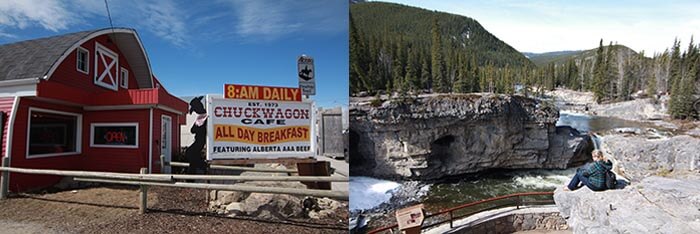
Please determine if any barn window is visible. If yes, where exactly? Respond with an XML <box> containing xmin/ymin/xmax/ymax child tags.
<box><xmin>94</xmin><ymin>42</ymin><xmax>119</xmax><ymax>91</ymax></box>
<box><xmin>120</xmin><ymin>67</ymin><xmax>129</xmax><ymax>89</ymax></box>
<box><xmin>90</xmin><ymin>123</ymin><xmax>138</xmax><ymax>148</ymax></box>
<box><xmin>27</xmin><ymin>108</ymin><xmax>82</xmax><ymax>158</ymax></box>
<box><xmin>76</xmin><ymin>47</ymin><xmax>89</xmax><ymax>74</ymax></box>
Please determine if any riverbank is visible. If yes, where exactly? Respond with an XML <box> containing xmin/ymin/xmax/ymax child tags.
<box><xmin>544</xmin><ymin>89</ymin><xmax>668</xmax><ymax>122</ymax></box>
<box><xmin>550</xmin><ymin>90</ymin><xmax>700</xmax><ymax>232</ymax></box>
<box><xmin>350</xmin><ymin>89</ymin><xmax>699</xmax><ymax>232</ymax></box>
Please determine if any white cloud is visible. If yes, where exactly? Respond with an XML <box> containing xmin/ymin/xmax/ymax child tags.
<box><xmin>136</xmin><ymin>0</ymin><xmax>188</xmax><ymax>47</ymax></box>
<box><xmin>1</xmin><ymin>0</ymin><xmax>345</xmax><ymax>46</ymax></box>
<box><xmin>229</xmin><ymin>0</ymin><xmax>302</xmax><ymax>40</ymax></box>
<box><xmin>0</xmin><ymin>30</ymin><xmax>17</xmax><ymax>39</ymax></box>
<box><xmin>0</xmin><ymin>0</ymin><xmax>74</xmax><ymax>31</ymax></box>
<box><xmin>386</xmin><ymin>0</ymin><xmax>700</xmax><ymax>54</ymax></box>
<box><xmin>225</xmin><ymin>0</ymin><xmax>346</xmax><ymax>41</ymax></box>
<box><xmin>0</xmin><ymin>0</ymin><xmax>189</xmax><ymax>47</ymax></box>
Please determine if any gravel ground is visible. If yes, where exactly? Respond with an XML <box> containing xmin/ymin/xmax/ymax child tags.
<box><xmin>0</xmin><ymin>185</ymin><xmax>347</xmax><ymax>233</ymax></box>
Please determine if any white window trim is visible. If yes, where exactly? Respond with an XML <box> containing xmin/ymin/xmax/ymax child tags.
<box><xmin>120</xmin><ymin>67</ymin><xmax>129</xmax><ymax>89</ymax></box>
<box><xmin>94</xmin><ymin>42</ymin><xmax>119</xmax><ymax>91</ymax></box>
<box><xmin>160</xmin><ymin>115</ymin><xmax>171</xmax><ymax>150</ymax></box>
<box><xmin>90</xmin><ymin>122</ymin><xmax>139</xmax><ymax>149</ymax></box>
<box><xmin>76</xmin><ymin>46</ymin><xmax>89</xmax><ymax>75</ymax></box>
<box><xmin>26</xmin><ymin>107</ymin><xmax>82</xmax><ymax>159</ymax></box>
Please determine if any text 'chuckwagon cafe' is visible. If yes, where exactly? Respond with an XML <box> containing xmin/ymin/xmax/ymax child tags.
<box><xmin>0</xmin><ymin>28</ymin><xmax>188</xmax><ymax>192</ymax></box>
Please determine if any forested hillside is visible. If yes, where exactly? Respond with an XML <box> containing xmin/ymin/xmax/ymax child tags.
<box><xmin>350</xmin><ymin>1</ymin><xmax>533</xmax><ymax>95</ymax></box>
<box><xmin>349</xmin><ymin>1</ymin><xmax>700</xmax><ymax>119</ymax></box>
<box><xmin>524</xmin><ymin>50</ymin><xmax>583</xmax><ymax>67</ymax></box>
<box><xmin>536</xmin><ymin>38</ymin><xmax>699</xmax><ymax>118</ymax></box>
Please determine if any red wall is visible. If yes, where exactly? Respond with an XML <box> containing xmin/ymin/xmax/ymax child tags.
<box><xmin>8</xmin><ymin>98</ymin><xmax>84</xmax><ymax>192</ymax></box>
<box><xmin>81</xmin><ymin>109</ymin><xmax>151</xmax><ymax>173</ymax></box>
<box><xmin>4</xmin><ymin>34</ymin><xmax>186</xmax><ymax>192</ymax></box>
<box><xmin>45</xmin><ymin>34</ymin><xmax>136</xmax><ymax>92</ymax></box>
<box><xmin>6</xmin><ymin>97</ymin><xmax>185</xmax><ymax>191</ymax></box>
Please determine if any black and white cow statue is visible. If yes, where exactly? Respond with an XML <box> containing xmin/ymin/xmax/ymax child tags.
<box><xmin>186</xmin><ymin>96</ymin><xmax>208</xmax><ymax>174</ymax></box>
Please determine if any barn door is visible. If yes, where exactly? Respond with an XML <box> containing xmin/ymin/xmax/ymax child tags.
<box><xmin>94</xmin><ymin>42</ymin><xmax>119</xmax><ymax>91</ymax></box>
<box><xmin>161</xmin><ymin>116</ymin><xmax>172</xmax><ymax>173</ymax></box>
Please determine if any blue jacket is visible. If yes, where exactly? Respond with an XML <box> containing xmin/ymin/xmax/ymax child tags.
<box><xmin>582</xmin><ymin>160</ymin><xmax>613</xmax><ymax>190</ymax></box>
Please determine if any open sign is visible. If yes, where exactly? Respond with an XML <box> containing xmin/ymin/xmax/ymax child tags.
<box><xmin>91</xmin><ymin>123</ymin><xmax>138</xmax><ymax>148</ymax></box>
<box><xmin>104</xmin><ymin>131</ymin><xmax>127</xmax><ymax>143</ymax></box>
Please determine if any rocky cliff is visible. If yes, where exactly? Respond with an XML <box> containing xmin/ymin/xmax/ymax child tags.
<box><xmin>349</xmin><ymin>94</ymin><xmax>593</xmax><ymax>180</ymax></box>
<box><xmin>554</xmin><ymin>134</ymin><xmax>700</xmax><ymax>233</ymax></box>
<box><xmin>601</xmin><ymin>134</ymin><xmax>700</xmax><ymax>181</ymax></box>
<box><xmin>554</xmin><ymin>175</ymin><xmax>700</xmax><ymax>233</ymax></box>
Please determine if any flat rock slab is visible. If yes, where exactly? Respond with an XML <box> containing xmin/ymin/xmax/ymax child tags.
<box><xmin>554</xmin><ymin>176</ymin><xmax>700</xmax><ymax>233</ymax></box>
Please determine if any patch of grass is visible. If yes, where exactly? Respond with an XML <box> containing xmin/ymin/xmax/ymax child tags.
<box><xmin>370</xmin><ymin>96</ymin><xmax>383</xmax><ymax>107</ymax></box>
<box><xmin>655</xmin><ymin>168</ymin><xmax>672</xmax><ymax>177</ymax></box>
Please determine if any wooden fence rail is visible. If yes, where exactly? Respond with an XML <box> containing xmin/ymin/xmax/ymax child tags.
<box><xmin>0</xmin><ymin>166</ymin><xmax>173</xmax><ymax>182</ymax></box>
<box><xmin>167</xmin><ymin>161</ymin><xmax>297</xmax><ymax>173</ymax></box>
<box><xmin>75</xmin><ymin>177</ymin><xmax>347</xmax><ymax>199</ymax></box>
<box><xmin>0</xmin><ymin>167</ymin><xmax>348</xmax><ymax>182</ymax></box>
<box><xmin>0</xmin><ymin>160</ymin><xmax>349</xmax><ymax>214</ymax></box>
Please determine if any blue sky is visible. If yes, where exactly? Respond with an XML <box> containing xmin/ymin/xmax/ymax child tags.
<box><xmin>384</xmin><ymin>0</ymin><xmax>700</xmax><ymax>54</ymax></box>
<box><xmin>0</xmin><ymin>0</ymin><xmax>348</xmax><ymax>108</ymax></box>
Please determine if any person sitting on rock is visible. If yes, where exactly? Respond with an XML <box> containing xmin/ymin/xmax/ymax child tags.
<box><xmin>564</xmin><ymin>150</ymin><xmax>612</xmax><ymax>191</ymax></box>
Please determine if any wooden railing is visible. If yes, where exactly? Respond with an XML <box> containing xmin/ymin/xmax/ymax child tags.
<box><xmin>0</xmin><ymin>156</ymin><xmax>349</xmax><ymax>214</ymax></box>
<box><xmin>367</xmin><ymin>191</ymin><xmax>555</xmax><ymax>234</ymax></box>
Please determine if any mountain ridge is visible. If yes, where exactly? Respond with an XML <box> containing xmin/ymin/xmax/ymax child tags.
<box><xmin>351</xmin><ymin>1</ymin><xmax>533</xmax><ymax>68</ymax></box>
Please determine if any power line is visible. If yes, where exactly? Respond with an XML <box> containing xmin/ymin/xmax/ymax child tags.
<box><xmin>104</xmin><ymin>0</ymin><xmax>115</xmax><ymax>33</ymax></box>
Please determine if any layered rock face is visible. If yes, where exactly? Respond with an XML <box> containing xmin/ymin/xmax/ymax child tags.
<box><xmin>602</xmin><ymin>134</ymin><xmax>700</xmax><ymax>181</ymax></box>
<box><xmin>350</xmin><ymin>94</ymin><xmax>593</xmax><ymax>180</ymax></box>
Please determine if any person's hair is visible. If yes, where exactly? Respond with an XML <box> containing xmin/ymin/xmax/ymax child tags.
<box><xmin>592</xmin><ymin>150</ymin><xmax>606</xmax><ymax>161</ymax></box>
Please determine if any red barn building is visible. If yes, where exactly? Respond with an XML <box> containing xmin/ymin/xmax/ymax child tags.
<box><xmin>0</xmin><ymin>28</ymin><xmax>187</xmax><ymax>192</ymax></box>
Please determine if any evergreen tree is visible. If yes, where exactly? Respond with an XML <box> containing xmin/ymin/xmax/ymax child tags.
<box><xmin>469</xmin><ymin>55</ymin><xmax>480</xmax><ymax>92</ymax></box>
<box><xmin>420</xmin><ymin>58</ymin><xmax>431</xmax><ymax>91</ymax></box>
<box><xmin>593</xmin><ymin>39</ymin><xmax>607</xmax><ymax>103</ymax></box>
<box><xmin>620</xmin><ymin>60</ymin><xmax>634</xmax><ymax>100</ymax></box>
<box><xmin>605</xmin><ymin>42</ymin><xmax>618</xmax><ymax>100</ymax></box>
<box><xmin>349</xmin><ymin>13</ymin><xmax>369</xmax><ymax>93</ymax></box>
<box><xmin>392</xmin><ymin>37</ymin><xmax>406</xmax><ymax>92</ymax></box>
<box><xmin>503</xmin><ymin>65</ymin><xmax>515</xmax><ymax>94</ymax></box>
<box><xmin>646</xmin><ymin>67</ymin><xmax>657</xmax><ymax>98</ymax></box>
<box><xmin>431</xmin><ymin>18</ymin><xmax>447</xmax><ymax>93</ymax></box>
<box><xmin>404</xmin><ymin>47</ymin><xmax>420</xmax><ymax>91</ymax></box>
<box><xmin>670</xmin><ymin>66</ymin><xmax>697</xmax><ymax>119</ymax></box>
<box><xmin>453</xmin><ymin>55</ymin><xmax>469</xmax><ymax>93</ymax></box>
<box><xmin>669</xmin><ymin>38</ymin><xmax>682</xmax><ymax>94</ymax></box>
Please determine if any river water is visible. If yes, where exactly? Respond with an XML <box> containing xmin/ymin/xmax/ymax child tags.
<box><xmin>349</xmin><ymin>112</ymin><xmax>670</xmax><ymax>214</ymax></box>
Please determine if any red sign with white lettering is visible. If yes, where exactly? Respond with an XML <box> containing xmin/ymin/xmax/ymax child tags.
<box><xmin>224</xmin><ymin>84</ymin><xmax>302</xmax><ymax>102</ymax></box>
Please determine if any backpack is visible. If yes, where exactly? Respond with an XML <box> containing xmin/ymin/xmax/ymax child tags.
<box><xmin>605</xmin><ymin>170</ymin><xmax>617</xmax><ymax>189</ymax></box>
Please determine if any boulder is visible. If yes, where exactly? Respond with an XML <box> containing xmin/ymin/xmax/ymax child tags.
<box><xmin>554</xmin><ymin>176</ymin><xmax>700</xmax><ymax>233</ymax></box>
<box><xmin>214</xmin><ymin>181</ymin><xmax>307</xmax><ymax>219</ymax></box>
<box><xmin>350</xmin><ymin>94</ymin><xmax>592</xmax><ymax>180</ymax></box>
<box><xmin>232</xmin><ymin>193</ymin><xmax>304</xmax><ymax>220</ymax></box>
<box><xmin>308</xmin><ymin>198</ymin><xmax>345</xmax><ymax>219</ymax></box>
<box><xmin>601</xmin><ymin>134</ymin><xmax>700</xmax><ymax>181</ymax></box>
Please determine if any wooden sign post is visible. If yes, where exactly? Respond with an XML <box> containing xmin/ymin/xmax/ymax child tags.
<box><xmin>395</xmin><ymin>204</ymin><xmax>425</xmax><ymax>234</ymax></box>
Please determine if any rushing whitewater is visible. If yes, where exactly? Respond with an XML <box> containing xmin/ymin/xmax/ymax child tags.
<box><xmin>349</xmin><ymin>177</ymin><xmax>401</xmax><ymax>211</ymax></box>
